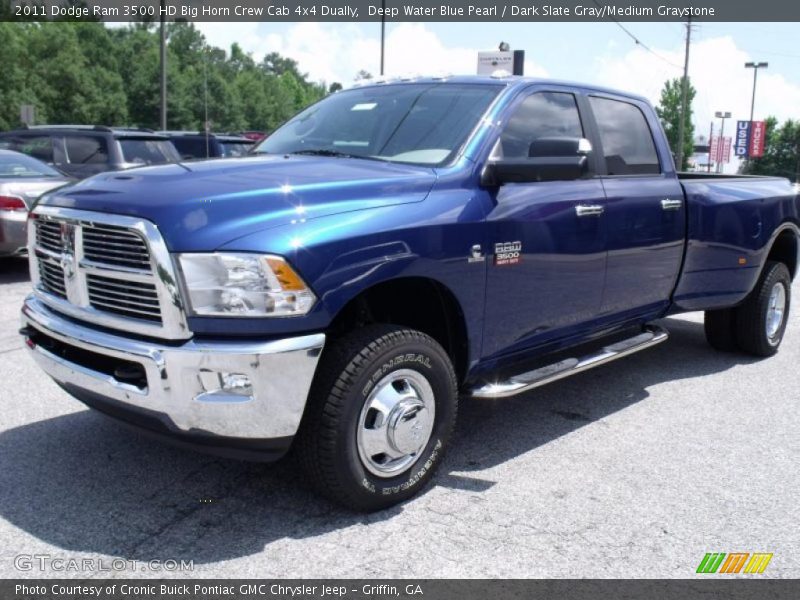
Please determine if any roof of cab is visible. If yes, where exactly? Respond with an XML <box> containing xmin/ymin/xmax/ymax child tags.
<box><xmin>350</xmin><ymin>74</ymin><xmax>651</xmax><ymax>105</ymax></box>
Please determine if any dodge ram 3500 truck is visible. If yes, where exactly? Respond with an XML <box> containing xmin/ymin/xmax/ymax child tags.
<box><xmin>20</xmin><ymin>76</ymin><xmax>800</xmax><ymax>511</ymax></box>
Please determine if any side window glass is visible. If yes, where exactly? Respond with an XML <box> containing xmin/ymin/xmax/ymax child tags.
<box><xmin>64</xmin><ymin>135</ymin><xmax>108</xmax><ymax>165</ymax></box>
<box><xmin>7</xmin><ymin>136</ymin><xmax>54</xmax><ymax>162</ymax></box>
<box><xmin>588</xmin><ymin>97</ymin><xmax>660</xmax><ymax>175</ymax></box>
<box><xmin>499</xmin><ymin>92</ymin><xmax>584</xmax><ymax>159</ymax></box>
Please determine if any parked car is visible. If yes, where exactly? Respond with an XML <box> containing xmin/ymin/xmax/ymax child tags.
<box><xmin>0</xmin><ymin>126</ymin><xmax>180</xmax><ymax>179</ymax></box>
<box><xmin>19</xmin><ymin>76</ymin><xmax>800</xmax><ymax>511</ymax></box>
<box><xmin>158</xmin><ymin>131</ymin><xmax>255</xmax><ymax>159</ymax></box>
<box><xmin>0</xmin><ymin>149</ymin><xmax>72</xmax><ymax>257</ymax></box>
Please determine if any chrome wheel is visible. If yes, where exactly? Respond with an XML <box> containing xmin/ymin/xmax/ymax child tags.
<box><xmin>357</xmin><ymin>369</ymin><xmax>435</xmax><ymax>478</ymax></box>
<box><xmin>766</xmin><ymin>282</ymin><xmax>787</xmax><ymax>345</ymax></box>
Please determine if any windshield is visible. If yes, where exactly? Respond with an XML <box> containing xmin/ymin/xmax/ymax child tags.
<box><xmin>254</xmin><ymin>83</ymin><xmax>502</xmax><ymax>166</ymax></box>
<box><xmin>119</xmin><ymin>138</ymin><xmax>180</xmax><ymax>165</ymax></box>
<box><xmin>220</xmin><ymin>141</ymin><xmax>254</xmax><ymax>157</ymax></box>
<box><xmin>0</xmin><ymin>152</ymin><xmax>63</xmax><ymax>178</ymax></box>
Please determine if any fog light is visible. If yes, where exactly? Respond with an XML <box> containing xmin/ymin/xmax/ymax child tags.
<box><xmin>196</xmin><ymin>370</ymin><xmax>253</xmax><ymax>403</ymax></box>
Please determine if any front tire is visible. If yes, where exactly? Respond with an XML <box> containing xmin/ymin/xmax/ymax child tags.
<box><xmin>296</xmin><ymin>325</ymin><xmax>458</xmax><ymax>511</ymax></box>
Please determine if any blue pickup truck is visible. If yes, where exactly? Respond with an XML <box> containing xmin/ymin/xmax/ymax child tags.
<box><xmin>20</xmin><ymin>76</ymin><xmax>799</xmax><ymax>510</ymax></box>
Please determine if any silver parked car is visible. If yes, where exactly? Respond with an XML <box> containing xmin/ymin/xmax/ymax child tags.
<box><xmin>0</xmin><ymin>149</ymin><xmax>73</xmax><ymax>257</ymax></box>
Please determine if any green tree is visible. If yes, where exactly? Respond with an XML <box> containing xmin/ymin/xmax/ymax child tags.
<box><xmin>656</xmin><ymin>77</ymin><xmax>696</xmax><ymax>170</ymax></box>
<box><xmin>743</xmin><ymin>117</ymin><xmax>800</xmax><ymax>182</ymax></box>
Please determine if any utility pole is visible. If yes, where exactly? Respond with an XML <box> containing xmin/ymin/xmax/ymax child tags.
<box><xmin>707</xmin><ymin>122</ymin><xmax>714</xmax><ymax>173</ymax></box>
<box><xmin>715</xmin><ymin>111</ymin><xmax>731</xmax><ymax>173</ymax></box>
<box><xmin>159</xmin><ymin>0</ymin><xmax>167</xmax><ymax>130</ymax></box>
<box><xmin>676</xmin><ymin>17</ymin><xmax>692</xmax><ymax>171</ymax></box>
<box><xmin>745</xmin><ymin>61</ymin><xmax>768</xmax><ymax>125</ymax></box>
<box><xmin>380</xmin><ymin>0</ymin><xmax>386</xmax><ymax>75</ymax></box>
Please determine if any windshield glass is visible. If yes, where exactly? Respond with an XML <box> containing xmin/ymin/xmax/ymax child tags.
<box><xmin>254</xmin><ymin>83</ymin><xmax>502</xmax><ymax>165</ymax></box>
<box><xmin>220</xmin><ymin>141</ymin><xmax>254</xmax><ymax>157</ymax></box>
<box><xmin>119</xmin><ymin>138</ymin><xmax>180</xmax><ymax>165</ymax></box>
<box><xmin>0</xmin><ymin>152</ymin><xmax>63</xmax><ymax>178</ymax></box>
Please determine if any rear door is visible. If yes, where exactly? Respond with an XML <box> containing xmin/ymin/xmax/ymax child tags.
<box><xmin>586</xmin><ymin>94</ymin><xmax>686</xmax><ymax>320</ymax></box>
<box><xmin>483</xmin><ymin>88</ymin><xmax>608</xmax><ymax>358</ymax></box>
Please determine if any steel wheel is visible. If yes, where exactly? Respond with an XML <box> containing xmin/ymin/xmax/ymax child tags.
<box><xmin>356</xmin><ymin>369</ymin><xmax>436</xmax><ymax>477</ymax></box>
<box><xmin>766</xmin><ymin>281</ymin><xmax>787</xmax><ymax>345</ymax></box>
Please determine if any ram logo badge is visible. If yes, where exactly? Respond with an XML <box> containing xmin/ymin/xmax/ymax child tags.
<box><xmin>494</xmin><ymin>241</ymin><xmax>522</xmax><ymax>266</ymax></box>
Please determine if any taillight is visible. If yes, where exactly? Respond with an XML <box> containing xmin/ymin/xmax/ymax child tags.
<box><xmin>0</xmin><ymin>195</ymin><xmax>26</xmax><ymax>211</ymax></box>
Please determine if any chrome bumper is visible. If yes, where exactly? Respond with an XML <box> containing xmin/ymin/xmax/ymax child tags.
<box><xmin>21</xmin><ymin>295</ymin><xmax>324</xmax><ymax>443</ymax></box>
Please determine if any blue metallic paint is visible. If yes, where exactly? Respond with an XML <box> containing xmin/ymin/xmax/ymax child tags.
<box><xmin>37</xmin><ymin>77</ymin><xmax>800</xmax><ymax>382</ymax></box>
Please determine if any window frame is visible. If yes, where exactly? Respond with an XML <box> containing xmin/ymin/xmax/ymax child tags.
<box><xmin>486</xmin><ymin>84</ymin><xmax>603</xmax><ymax>179</ymax></box>
<box><xmin>584</xmin><ymin>93</ymin><xmax>664</xmax><ymax>178</ymax></box>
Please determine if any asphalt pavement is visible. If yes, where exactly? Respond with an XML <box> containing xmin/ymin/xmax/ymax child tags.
<box><xmin>1</xmin><ymin>255</ymin><xmax>797</xmax><ymax>578</ymax></box>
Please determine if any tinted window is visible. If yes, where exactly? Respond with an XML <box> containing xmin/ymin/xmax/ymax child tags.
<box><xmin>499</xmin><ymin>92</ymin><xmax>584</xmax><ymax>158</ymax></box>
<box><xmin>172</xmin><ymin>137</ymin><xmax>211</xmax><ymax>159</ymax></box>
<box><xmin>220</xmin><ymin>141</ymin><xmax>253</xmax><ymax>157</ymax></box>
<box><xmin>64</xmin><ymin>135</ymin><xmax>108</xmax><ymax>165</ymax></box>
<box><xmin>255</xmin><ymin>84</ymin><xmax>502</xmax><ymax>166</ymax></box>
<box><xmin>589</xmin><ymin>97</ymin><xmax>660</xmax><ymax>175</ymax></box>
<box><xmin>119</xmin><ymin>139</ymin><xmax>180</xmax><ymax>165</ymax></box>
<box><xmin>2</xmin><ymin>136</ymin><xmax>54</xmax><ymax>162</ymax></box>
<box><xmin>0</xmin><ymin>152</ymin><xmax>63</xmax><ymax>178</ymax></box>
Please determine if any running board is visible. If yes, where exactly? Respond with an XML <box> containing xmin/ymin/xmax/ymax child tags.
<box><xmin>470</xmin><ymin>325</ymin><xmax>669</xmax><ymax>399</ymax></box>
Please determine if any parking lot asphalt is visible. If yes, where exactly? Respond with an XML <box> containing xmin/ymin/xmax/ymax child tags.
<box><xmin>1</xmin><ymin>255</ymin><xmax>798</xmax><ymax>579</ymax></box>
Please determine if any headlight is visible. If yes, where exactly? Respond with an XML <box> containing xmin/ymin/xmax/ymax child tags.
<box><xmin>178</xmin><ymin>253</ymin><xmax>316</xmax><ymax>317</ymax></box>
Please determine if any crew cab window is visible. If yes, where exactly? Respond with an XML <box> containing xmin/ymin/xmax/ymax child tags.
<box><xmin>499</xmin><ymin>92</ymin><xmax>584</xmax><ymax>158</ymax></box>
<box><xmin>64</xmin><ymin>135</ymin><xmax>108</xmax><ymax>165</ymax></box>
<box><xmin>588</xmin><ymin>97</ymin><xmax>660</xmax><ymax>175</ymax></box>
<box><xmin>119</xmin><ymin>138</ymin><xmax>180</xmax><ymax>165</ymax></box>
<box><xmin>2</xmin><ymin>135</ymin><xmax>54</xmax><ymax>163</ymax></box>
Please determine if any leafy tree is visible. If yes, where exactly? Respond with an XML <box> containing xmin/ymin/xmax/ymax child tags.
<box><xmin>742</xmin><ymin>117</ymin><xmax>800</xmax><ymax>182</ymax></box>
<box><xmin>0</xmin><ymin>21</ymin><xmax>331</xmax><ymax>133</ymax></box>
<box><xmin>656</xmin><ymin>77</ymin><xmax>696</xmax><ymax>170</ymax></box>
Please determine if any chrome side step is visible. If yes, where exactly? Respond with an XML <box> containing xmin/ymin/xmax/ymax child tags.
<box><xmin>470</xmin><ymin>325</ymin><xmax>668</xmax><ymax>399</ymax></box>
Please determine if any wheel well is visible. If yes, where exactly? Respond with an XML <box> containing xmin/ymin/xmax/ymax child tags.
<box><xmin>328</xmin><ymin>278</ymin><xmax>469</xmax><ymax>383</ymax></box>
<box><xmin>767</xmin><ymin>228</ymin><xmax>798</xmax><ymax>280</ymax></box>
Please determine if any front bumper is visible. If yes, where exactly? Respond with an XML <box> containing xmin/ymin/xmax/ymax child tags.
<box><xmin>21</xmin><ymin>295</ymin><xmax>325</xmax><ymax>460</ymax></box>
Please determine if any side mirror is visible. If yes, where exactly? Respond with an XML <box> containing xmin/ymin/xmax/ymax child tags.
<box><xmin>482</xmin><ymin>137</ymin><xmax>592</xmax><ymax>185</ymax></box>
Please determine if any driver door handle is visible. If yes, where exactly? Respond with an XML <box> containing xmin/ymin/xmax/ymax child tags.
<box><xmin>575</xmin><ymin>204</ymin><xmax>604</xmax><ymax>217</ymax></box>
<box><xmin>661</xmin><ymin>199</ymin><xmax>683</xmax><ymax>211</ymax></box>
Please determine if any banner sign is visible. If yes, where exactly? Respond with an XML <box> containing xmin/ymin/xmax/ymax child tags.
<box><xmin>721</xmin><ymin>136</ymin><xmax>732</xmax><ymax>163</ymax></box>
<box><xmin>749</xmin><ymin>121</ymin><xmax>766</xmax><ymax>158</ymax></box>
<box><xmin>735</xmin><ymin>120</ymin><xmax>751</xmax><ymax>158</ymax></box>
<box><xmin>709</xmin><ymin>135</ymin><xmax>719</xmax><ymax>165</ymax></box>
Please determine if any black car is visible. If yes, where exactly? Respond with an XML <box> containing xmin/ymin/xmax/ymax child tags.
<box><xmin>0</xmin><ymin>125</ymin><xmax>181</xmax><ymax>179</ymax></box>
<box><xmin>159</xmin><ymin>131</ymin><xmax>255</xmax><ymax>160</ymax></box>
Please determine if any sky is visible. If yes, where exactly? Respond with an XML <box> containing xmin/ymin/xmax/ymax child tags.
<box><xmin>186</xmin><ymin>21</ymin><xmax>799</xmax><ymax>172</ymax></box>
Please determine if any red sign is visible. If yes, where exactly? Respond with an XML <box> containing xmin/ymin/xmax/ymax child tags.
<box><xmin>709</xmin><ymin>135</ymin><xmax>719</xmax><ymax>163</ymax></box>
<box><xmin>749</xmin><ymin>121</ymin><xmax>766</xmax><ymax>158</ymax></box>
<box><xmin>721</xmin><ymin>136</ymin><xmax>732</xmax><ymax>163</ymax></box>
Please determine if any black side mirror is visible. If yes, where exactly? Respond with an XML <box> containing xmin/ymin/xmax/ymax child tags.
<box><xmin>482</xmin><ymin>137</ymin><xmax>592</xmax><ymax>185</ymax></box>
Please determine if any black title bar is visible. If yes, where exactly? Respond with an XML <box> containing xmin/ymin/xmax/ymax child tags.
<box><xmin>5</xmin><ymin>0</ymin><xmax>800</xmax><ymax>22</ymax></box>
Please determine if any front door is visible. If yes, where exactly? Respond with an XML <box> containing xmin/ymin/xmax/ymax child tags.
<box><xmin>483</xmin><ymin>89</ymin><xmax>607</xmax><ymax>358</ymax></box>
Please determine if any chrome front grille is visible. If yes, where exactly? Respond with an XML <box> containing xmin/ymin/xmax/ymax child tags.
<box><xmin>87</xmin><ymin>273</ymin><xmax>161</xmax><ymax>322</ymax></box>
<box><xmin>28</xmin><ymin>207</ymin><xmax>189</xmax><ymax>340</ymax></box>
<box><xmin>82</xmin><ymin>224</ymin><xmax>151</xmax><ymax>270</ymax></box>
<box><xmin>38</xmin><ymin>260</ymin><xmax>67</xmax><ymax>299</ymax></box>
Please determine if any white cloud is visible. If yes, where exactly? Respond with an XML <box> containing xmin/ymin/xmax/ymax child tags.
<box><xmin>594</xmin><ymin>35</ymin><xmax>800</xmax><ymax>134</ymax></box>
<box><xmin>193</xmin><ymin>22</ymin><xmax>547</xmax><ymax>84</ymax></box>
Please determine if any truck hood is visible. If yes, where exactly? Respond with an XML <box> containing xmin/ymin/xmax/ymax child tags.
<box><xmin>37</xmin><ymin>154</ymin><xmax>437</xmax><ymax>251</ymax></box>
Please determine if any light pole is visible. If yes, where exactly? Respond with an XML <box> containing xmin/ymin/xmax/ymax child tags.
<box><xmin>380</xmin><ymin>0</ymin><xmax>386</xmax><ymax>76</ymax></box>
<box><xmin>714</xmin><ymin>111</ymin><xmax>731</xmax><ymax>173</ymax></box>
<box><xmin>159</xmin><ymin>0</ymin><xmax>167</xmax><ymax>130</ymax></box>
<box><xmin>745</xmin><ymin>61</ymin><xmax>768</xmax><ymax>125</ymax></box>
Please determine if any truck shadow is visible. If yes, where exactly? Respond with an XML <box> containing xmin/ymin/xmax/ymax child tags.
<box><xmin>0</xmin><ymin>257</ymin><xmax>31</xmax><ymax>284</ymax></box>
<box><xmin>0</xmin><ymin>315</ymin><xmax>760</xmax><ymax>567</ymax></box>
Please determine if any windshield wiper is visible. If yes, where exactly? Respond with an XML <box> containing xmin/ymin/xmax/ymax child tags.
<box><xmin>290</xmin><ymin>149</ymin><xmax>385</xmax><ymax>162</ymax></box>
